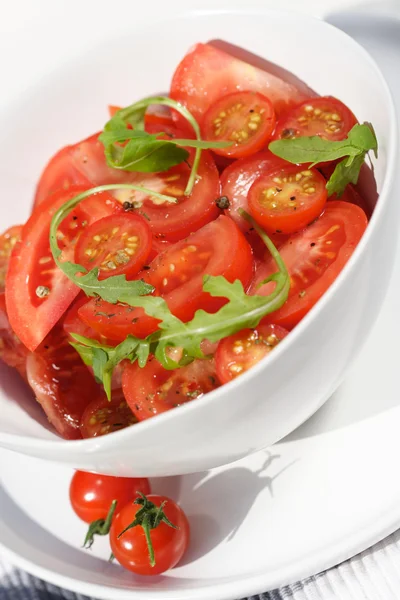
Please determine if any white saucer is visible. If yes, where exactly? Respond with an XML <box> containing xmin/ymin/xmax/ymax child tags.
<box><xmin>2</xmin><ymin>4</ymin><xmax>400</xmax><ymax>600</ymax></box>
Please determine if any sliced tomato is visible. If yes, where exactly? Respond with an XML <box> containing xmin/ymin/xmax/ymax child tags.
<box><xmin>122</xmin><ymin>357</ymin><xmax>219</xmax><ymax>421</ymax></box>
<box><xmin>108</xmin><ymin>104</ymin><xmax>174</xmax><ymax>129</ymax></box>
<box><xmin>80</xmin><ymin>389</ymin><xmax>138</xmax><ymax>438</ymax></box>
<box><xmin>78</xmin><ymin>215</ymin><xmax>254</xmax><ymax>342</ymax></box>
<box><xmin>201</xmin><ymin>91</ymin><xmax>276</xmax><ymax>159</ymax></box>
<box><xmin>148</xmin><ymin>237</ymin><xmax>172</xmax><ymax>262</ymax></box>
<box><xmin>273</xmin><ymin>96</ymin><xmax>357</xmax><ymax>142</ymax></box>
<box><xmin>170</xmin><ymin>43</ymin><xmax>312</xmax><ymax>131</ymax></box>
<box><xmin>26</xmin><ymin>325</ymin><xmax>101</xmax><ymax>439</ymax></box>
<box><xmin>215</xmin><ymin>323</ymin><xmax>288</xmax><ymax>384</ymax></box>
<box><xmin>248</xmin><ymin>166</ymin><xmax>327</xmax><ymax>235</ymax></box>
<box><xmin>0</xmin><ymin>225</ymin><xmax>22</xmax><ymax>292</ymax></box>
<box><xmin>75</xmin><ymin>213</ymin><xmax>152</xmax><ymax>280</ymax></box>
<box><xmin>250</xmin><ymin>201</ymin><xmax>368</xmax><ymax>329</ymax></box>
<box><xmin>0</xmin><ymin>293</ymin><xmax>29</xmax><ymax>379</ymax></box>
<box><xmin>220</xmin><ymin>151</ymin><xmax>287</xmax><ymax>232</ymax></box>
<box><xmin>6</xmin><ymin>186</ymin><xmax>120</xmax><ymax>351</ymax></box>
<box><xmin>318</xmin><ymin>164</ymin><xmax>372</xmax><ymax>218</ymax></box>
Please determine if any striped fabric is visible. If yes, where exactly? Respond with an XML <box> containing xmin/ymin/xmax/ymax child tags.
<box><xmin>2</xmin><ymin>529</ymin><xmax>400</xmax><ymax>600</ymax></box>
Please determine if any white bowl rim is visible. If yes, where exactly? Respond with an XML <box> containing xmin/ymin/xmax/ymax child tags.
<box><xmin>0</xmin><ymin>6</ymin><xmax>397</xmax><ymax>453</ymax></box>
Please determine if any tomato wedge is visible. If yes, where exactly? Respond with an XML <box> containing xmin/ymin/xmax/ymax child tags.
<box><xmin>201</xmin><ymin>91</ymin><xmax>276</xmax><ymax>159</ymax></box>
<box><xmin>250</xmin><ymin>201</ymin><xmax>368</xmax><ymax>329</ymax></box>
<box><xmin>273</xmin><ymin>96</ymin><xmax>357</xmax><ymax>142</ymax></box>
<box><xmin>75</xmin><ymin>213</ymin><xmax>152</xmax><ymax>280</ymax></box>
<box><xmin>122</xmin><ymin>357</ymin><xmax>219</xmax><ymax>421</ymax></box>
<box><xmin>80</xmin><ymin>389</ymin><xmax>138</xmax><ymax>438</ymax></box>
<box><xmin>78</xmin><ymin>215</ymin><xmax>254</xmax><ymax>342</ymax></box>
<box><xmin>6</xmin><ymin>186</ymin><xmax>120</xmax><ymax>351</ymax></box>
<box><xmin>0</xmin><ymin>293</ymin><xmax>29</xmax><ymax>379</ymax></box>
<box><xmin>0</xmin><ymin>225</ymin><xmax>22</xmax><ymax>292</ymax></box>
<box><xmin>26</xmin><ymin>325</ymin><xmax>101</xmax><ymax>439</ymax></box>
<box><xmin>170</xmin><ymin>43</ymin><xmax>312</xmax><ymax>130</ymax></box>
<box><xmin>248</xmin><ymin>166</ymin><xmax>327</xmax><ymax>234</ymax></box>
<box><xmin>220</xmin><ymin>151</ymin><xmax>287</xmax><ymax>232</ymax></box>
<box><xmin>215</xmin><ymin>323</ymin><xmax>288</xmax><ymax>384</ymax></box>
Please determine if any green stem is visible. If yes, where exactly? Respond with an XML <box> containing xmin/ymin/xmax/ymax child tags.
<box><xmin>142</xmin><ymin>514</ymin><xmax>156</xmax><ymax>568</ymax></box>
<box><xmin>83</xmin><ymin>499</ymin><xmax>118</xmax><ymax>549</ymax></box>
<box><xmin>117</xmin><ymin>96</ymin><xmax>202</xmax><ymax>196</ymax></box>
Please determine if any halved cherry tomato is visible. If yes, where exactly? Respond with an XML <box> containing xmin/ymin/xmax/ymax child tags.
<box><xmin>0</xmin><ymin>225</ymin><xmax>22</xmax><ymax>292</ymax></box>
<box><xmin>318</xmin><ymin>163</ymin><xmax>372</xmax><ymax>218</ymax></box>
<box><xmin>215</xmin><ymin>323</ymin><xmax>288</xmax><ymax>384</ymax></box>
<box><xmin>201</xmin><ymin>91</ymin><xmax>275</xmax><ymax>159</ymax></box>
<box><xmin>123</xmin><ymin>357</ymin><xmax>219</xmax><ymax>421</ymax></box>
<box><xmin>78</xmin><ymin>215</ymin><xmax>254</xmax><ymax>342</ymax></box>
<box><xmin>70</xmin><ymin>470</ymin><xmax>150</xmax><ymax>523</ymax></box>
<box><xmin>170</xmin><ymin>43</ymin><xmax>311</xmax><ymax>131</ymax></box>
<box><xmin>80</xmin><ymin>389</ymin><xmax>138</xmax><ymax>438</ymax></box>
<box><xmin>110</xmin><ymin>494</ymin><xmax>190</xmax><ymax>575</ymax></box>
<box><xmin>273</xmin><ymin>96</ymin><xmax>357</xmax><ymax>142</ymax></box>
<box><xmin>63</xmin><ymin>294</ymin><xmax>107</xmax><ymax>343</ymax></box>
<box><xmin>220</xmin><ymin>151</ymin><xmax>288</xmax><ymax>231</ymax></box>
<box><xmin>250</xmin><ymin>201</ymin><xmax>368</xmax><ymax>329</ymax></box>
<box><xmin>26</xmin><ymin>325</ymin><xmax>101</xmax><ymax>439</ymax></box>
<box><xmin>0</xmin><ymin>293</ymin><xmax>29</xmax><ymax>379</ymax></box>
<box><xmin>6</xmin><ymin>186</ymin><xmax>120</xmax><ymax>351</ymax></box>
<box><xmin>75</xmin><ymin>213</ymin><xmax>152</xmax><ymax>280</ymax></box>
<box><xmin>248</xmin><ymin>165</ymin><xmax>327</xmax><ymax>234</ymax></box>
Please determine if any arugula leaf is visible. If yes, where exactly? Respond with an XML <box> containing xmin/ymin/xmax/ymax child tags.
<box><xmin>100</xmin><ymin>96</ymin><xmax>232</xmax><ymax>196</ymax></box>
<box><xmin>269</xmin><ymin>123</ymin><xmax>377</xmax><ymax>198</ymax></box>
<box><xmin>70</xmin><ymin>211</ymin><xmax>290</xmax><ymax>396</ymax></box>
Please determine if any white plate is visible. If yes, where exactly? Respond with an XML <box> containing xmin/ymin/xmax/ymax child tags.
<box><xmin>2</xmin><ymin>4</ymin><xmax>400</xmax><ymax>600</ymax></box>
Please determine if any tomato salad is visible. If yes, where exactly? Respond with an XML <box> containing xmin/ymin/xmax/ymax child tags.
<box><xmin>1</xmin><ymin>41</ymin><xmax>376</xmax><ymax>440</ymax></box>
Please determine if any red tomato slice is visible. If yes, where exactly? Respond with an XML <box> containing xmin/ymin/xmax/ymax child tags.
<box><xmin>201</xmin><ymin>91</ymin><xmax>276</xmax><ymax>159</ymax></box>
<box><xmin>6</xmin><ymin>186</ymin><xmax>120</xmax><ymax>351</ymax></box>
<box><xmin>170</xmin><ymin>43</ymin><xmax>312</xmax><ymax>130</ymax></box>
<box><xmin>0</xmin><ymin>225</ymin><xmax>22</xmax><ymax>292</ymax></box>
<box><xmin>215</xmin><ymin>323</ymin><xmax>288</xmax><ymax>384</ymax></box>
<box><xmin>78</xmin><ymin>215</ymin><xmax>254</xmax><ymax>342</ymax></box>
<box><xmin>0</xmin><ymin>293</ymin><xmax>29</xmax><ymax>379</ymax></box>
<box><xmin>250</xmin><ymin>201</ymin><xmax>368</xmax><ymax>329</ymax></box>
<box><xmin>220</xmin><ymin>151</ymin><xmax>287</xmax><ymax>232</ymax></box>
<box><xmin>26</xmin><ymin>325</ymin><xmax>101</xmax><ymax>439</ymax></box>
<box><xmin>80</xmin><ymin>389</ymin><xmax>138</xmax><ymax>438</ymax></box>
<box><xmin>122</xmin><ymin>357</ymin><xmax>219</xmax><ymax>421</ymax></box>
<box><xmin>273</xmin><ymin>96</ymin><xmax>357</xmax><ymax>142</ymax></box>
<box><xmin>248</xmin><ymin>166</ymin><xmax>327</xmax><ymax>234</ymax></box>
<box><xmin>75</xmin><ymin>213</ymin><xmax>152</xmax><ymax>280</ymax></box>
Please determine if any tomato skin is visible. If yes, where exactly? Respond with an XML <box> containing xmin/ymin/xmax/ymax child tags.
<box><xmin>122</xmin><ymin>357</ymin><xmax>219</xmax><ymax>421</ymax></box>
<box><xmin>170</xmin><ymin>43</ymin><xmax>311</xmax><ymax>131</ymax></box>
<box><xmin>26</xmin><ymin>325</ymin><xmax>101</xmax><ymax>439</ymax></box>
<box><xmin>80</xmin><ymin>390</ymin><xmax>138</xmax><ymax>438</ymax></box>
<box><xmin>248</xmin><ymin>165</ymin><xmax>327</xmax><ymax>235</ymax></box>
<box><xmin>110</xmin><ymin>494</ymin><xmax>190</xmax><ymax>575</ymax></box>
<box><xmin>75</xmin><ymin>212</ymin><xmax>152</xmax><ymax>280</ymax></box>
<box><xmin>201</xmin><ymin>91</ymin><xmax>276</xmax><ymax>159</ymax></box>
<box><xmin>215</xmin><ymin>324</ymin><xmax>288</xmax><ymax>384</ymax></box>
<box><xmin>0</xmin><ymin>225</ymin><xmax>22</xmax><ymax>292</ymax></box>
<box><xmin>220</xmin><ymin>151</ymin><xmax>287</xmax><ymax>232</ymax></box>
<box><xmin>0</xmin><ymin>293</ymin><xmax>29</xmax><ymax>379</ymax></box>
<box><xmin>6</xmin><ymin>186</ymin><xmax>120</xmax><ymax>352</ymax></box>
<box><xmin>273</xmin><ymin>96</ymin><xmax>357</xmax><ymax>142</ymax></box>
<box><xmin>250</xmin><ymin>201</ymin><xmax>368</xmax><ymax>329</ymax></box>
<box><xmin>78</xmin><ymin>216</ymin><xmax>254</xmax><ymax>342</ymax></box>
<box><xmin>70</xmin><ymin>471</ymin><xmax>150</xmax><ymax>523</ymax></box>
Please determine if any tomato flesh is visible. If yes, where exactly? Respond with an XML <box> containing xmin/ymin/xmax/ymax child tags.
<box><xmin>0</xmin><ymin>225</ymin><xmax>22</xmax><ymax>292</ymax></box>
<box><xmin>0</xmin><ymin>293</ymin><xmax>29</xmax><ymax>379</ymax></box>
<box><xmin>170</xmin><ymin>43</ymin><xmax>312</xmax><ymax>130</ymax></box>
<box><xmin>78</xmin><ymin>215</ymin><xmax>254</xmax><ymax>342</ymax></box>
<box><xmin>250</xmin><ymin>201</ymin><xmax>368</xmax><ymax>328</ymax></box>
<box><xmin>201</xmin><ymin>91</ymin><xmax>276</xmax><ymax>159</ymax></box>
<box><xmin>110</xmin><ymin>494</ymin><xmax>190</xmax><ymax>575</ymax></box>
<box><xmin>80</xmin><ymin>389</ymin><xmax>138</xmax><ymax>438</ymax></box>
<box><xmin>273</xmin><ymin>96</ymin><xmax>357</xmax><ymax>142</ymax></box>
<box><xmin>26</xmin><ymin>325</ymin><xmax>101</xmax><ymax>439</ymax></box>
<box><xmin>6</xmin><ymin>186</ymin><xmax>120</xmax><ymax>351</ymax></box>
<box><xmin>216</xmin><ymin>323</ymin><xmax>288</xmax><ymax>384</ymax></box>
<box><xmin>248</xmin><ymin>165</ymin><xmax>327</xmax><ymax>234</ymax></box>
<box><xmin>69</xmin><ymin>470</ymin><xmax>150</xmax><ymax>523</ymax></box>
<box><xmin>75</xmin><ymin>212</ymin><xmax>152</xmax><ymax>280</ymax></box>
